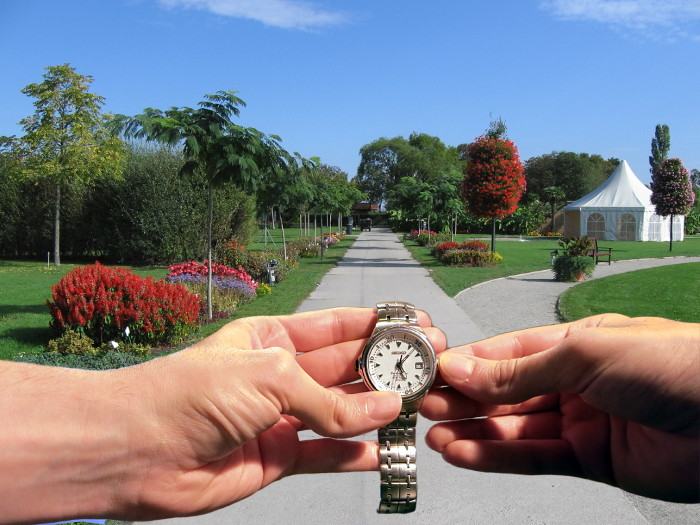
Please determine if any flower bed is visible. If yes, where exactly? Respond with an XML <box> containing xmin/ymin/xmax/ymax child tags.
<box><xmin>47</xmin><ymin>262</ymin><xmax>200</xmax><ymax>346</ymax></box>
<box><xmin>167</xmin><ymin>261</ymin><xmax>258</xmax><ymax>318</ymax></box>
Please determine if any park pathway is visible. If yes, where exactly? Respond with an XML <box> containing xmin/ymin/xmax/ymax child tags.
<box><xmin>138</xmin><ymin>229</ymin><xmax>699</xmax><ymax>525</ymax></box>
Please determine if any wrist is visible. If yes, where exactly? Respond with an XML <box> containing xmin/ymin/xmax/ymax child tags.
<box><xmin>0</xmin><ymin>362</ymin><xmax>138</xmax><ymax>523</ymax></box>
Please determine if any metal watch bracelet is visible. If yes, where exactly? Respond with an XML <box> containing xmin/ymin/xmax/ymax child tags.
<box><xmin>378</xmin><ymin>411</ymin><xmax>417</xmax><ymax>513</ymax></box>
<box><xmin>375</xmin><ymin>302</ymin><xmax>419</xmax><ymax>513</ymax></box>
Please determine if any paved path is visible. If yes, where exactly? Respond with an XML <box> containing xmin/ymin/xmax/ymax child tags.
<box><xmin>138</xmin><ymin>229</ymin><xmax>699</xmax><ymax>525</ymax></box>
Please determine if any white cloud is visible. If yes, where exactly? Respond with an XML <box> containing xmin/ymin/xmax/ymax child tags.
<box><xmin>540</xmin><ymin>0</ymin><xmax>700</xmax><ymax>39</ymax></box>
<box><xmin>156</xmin><ymin>0</ymin><xmax>349</xmax><ymax>30</ymax></box>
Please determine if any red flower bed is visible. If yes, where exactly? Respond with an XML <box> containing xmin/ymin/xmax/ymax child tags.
<box><xmin>47</xmin><ymin>262</ymin><xmax>200</xmax><ymax>345</ymax></box>
<box><xmin>167</xmin><ymin>260</ymin><xmax>258</xmax><ymax>292</ymax></box>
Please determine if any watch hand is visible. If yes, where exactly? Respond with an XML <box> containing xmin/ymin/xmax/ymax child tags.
<box><xmin>399</xmin><ymin>348</ymin><xmax>415</xmax><ymax>365</ymax></box>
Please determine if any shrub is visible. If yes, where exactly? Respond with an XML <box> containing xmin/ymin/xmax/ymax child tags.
<box><xmin>558</xmin><ymin>236</ymin><xmax>593</xmax><ymax>257</ymax></box>
<box><xmin>552</xmin><ymin>254</ymin><xmax>595</xmax><ymax>282</ymax></box>
<box><xmin>47</xmin><ymin>262</ymin><xmax>200</xmax><ymax>346</ymax></box>
<box><xmin>256</xmin><ymin>283</ymin><xmax>272</xmax><ymax>296</ymax></box>
<box><xmin>47</xmin><ymin>330</ymin><xmax>99</xmax><ymax>356</ymax></box>
<box><xmin>441</xmin><ymin>250</ymin><xmax>503</xmax><ymax>267</ymax></box>
<box><xmin>415</xmin><ymin>231</ymin><xmax>451</xmax><ymax>246</ymax></box>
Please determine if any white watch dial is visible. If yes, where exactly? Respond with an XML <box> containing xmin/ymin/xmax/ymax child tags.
<box><xmin>365</xmin><ymin>330</ymin><xmax>434</xmax><ymax>397</ymax></box>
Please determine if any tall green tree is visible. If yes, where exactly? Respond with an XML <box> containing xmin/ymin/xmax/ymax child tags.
<box><xmin>649</xmin><ymin>124</ymin><xmax>671</xmax><ymax>176</ymax></box>
<box><xmin>2</xmin><ymin>64</ymin><xmax>125</xmax><ymax>266</ymax></box>
<box><xmin>354</xmin><ymin>133</ymin><xmax>463</xmax><ymax>208</ymax></box>
<box><xmin>113</xmin><ymin>91</ymin><xmax>298</xmax><ymax>319</ymax></box>
<box><xmin>650</xmin><ymin>158</ymin><xmax>695</xmax><ymax>251</ymax></box>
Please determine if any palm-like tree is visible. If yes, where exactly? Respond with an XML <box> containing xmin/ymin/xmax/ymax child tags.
<box><xmin>113</xmin><ymin>91</ymin><xmax>298</xmax><ymax>318</ymax></box>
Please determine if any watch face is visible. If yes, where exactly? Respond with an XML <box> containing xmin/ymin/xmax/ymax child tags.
<box><xmin>361</xmin><ymin>327</ymin><xmax>436</xmax><ymax>399</ymax></box>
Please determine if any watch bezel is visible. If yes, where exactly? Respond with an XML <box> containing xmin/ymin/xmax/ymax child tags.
<box><xmin>358</xmin><ymin>325</ymin><xmax>437</xmax><ymax>404</ymax></box>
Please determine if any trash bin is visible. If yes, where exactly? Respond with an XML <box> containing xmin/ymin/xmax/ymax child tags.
<box><xmin>267</xmin><ymin>259</ymin><xmax>279</xmax><ymax>285</ymax></box>
<box><xmin>346</xmin><ymin>215</ymin><xmax>354</xmax><ymax>235</ymax></box>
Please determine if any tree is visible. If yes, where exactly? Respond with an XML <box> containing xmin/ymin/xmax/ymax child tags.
<box><xmin>524</xmin><ymin>152</ymin><xmax>618</xmax><ymax>202</ymax></box>
<box><xmin>2</xmin><ymin>64</ymin><xmax>125</xmax><ymax>266</ymax></box>
<box><xmin>649</xmin><ymin>124</ymin><xmax>671</xmax><ymax>176</ymax></box>
<box><xmin>542</xmin><ymin>185</ymin><xmax>567</xmax><ymax>233</ymax></box>
<box><xmin>461</xmin><ymin>131</ymin><xmax>526</xmax><ymax>251</ymax></box>
<box><xmin>354</xmin><ymin>133</ymin><xmax>463</xmax><ymax>208</ymax></box>
<box><xmin>650</xmin><ymin>158</ymin><xmax>695</xmax><ymax>251</ymax></box>
<box><xmin>113</xmin><ymin>91</ymin><xmax>298</xmax><ymax>319</ymax></box>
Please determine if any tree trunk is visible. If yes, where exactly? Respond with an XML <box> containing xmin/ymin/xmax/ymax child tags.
<box><xmin>280</xmin><ymin>208</ymin><xmax>287</xmax><ymax>261</ymax></box>
<box><xmin>491</xmin><ymin>219</ymin><xmax>496</xmax><ymax>253</ymax></box>
<box><xmin>206</xmin><ymin>180</ymin><xmax>214</xmax><ymax>320</ymax></box>
<box><xmin>54</xmin><ymin>183</ymin><xmax>61</xmax><ymax>266</ymax></box>
<box><xmin>550</xmin><ymin>201</ymin><xmax>556</xmax><ymax>232</ymax></box>
<box><xmin>669</xmin><ymin>214</ymin><xmax>674</xmax><ymax>252</ymax></box>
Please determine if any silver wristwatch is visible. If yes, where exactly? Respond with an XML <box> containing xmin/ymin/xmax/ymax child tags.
<box><xmin>356</xmin><ymin>302</ymin><xmax>438</xmax><ymax>513</ymax></box>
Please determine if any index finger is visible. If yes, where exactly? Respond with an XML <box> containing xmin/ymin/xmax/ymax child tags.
<box><xmin>448</xmin><ymin>313</ymin><xmax>630</xmax><ymax>360</ymax></box>
<box><xmin>228</xmin><ymin>307</ymin><xmax>432</xmax><ymax>352</ymax></box>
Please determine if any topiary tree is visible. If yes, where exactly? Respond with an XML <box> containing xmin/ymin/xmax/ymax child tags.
<box><xmin>650</xmin><ymin>158</ymin><xmax>695</xmax><ymax>251</ymax></box>
<box><xmin>461</xmin><ymin>128</ymin><xmax>526</xmax><ymax>251</ymax></box>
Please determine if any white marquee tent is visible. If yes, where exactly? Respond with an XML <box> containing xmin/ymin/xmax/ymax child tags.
<box><xmin>563</xmin><ymin>160</ymin><xmax>684</xmax><ymax>242</ymax></box>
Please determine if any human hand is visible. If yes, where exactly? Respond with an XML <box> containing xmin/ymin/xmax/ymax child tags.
<box><xmin>421</xmin><ymin>314</ymin><xmax>700</xmax><ymax>502</ymax></box>
<box><xmin>111</xmin><ymin>307</ymin><xmax>445</xmax><ymax>519</ymax></box>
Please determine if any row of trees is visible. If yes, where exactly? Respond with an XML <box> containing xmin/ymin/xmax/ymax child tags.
<box><xmin>0</xmin><ymin>64</ymin><xmax>364</xmax><ymax>318</ymax></box>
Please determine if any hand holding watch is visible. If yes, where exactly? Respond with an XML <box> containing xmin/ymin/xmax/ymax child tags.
<box><xmin>356</xmin><ymin>301</ymin><xmax>438</xmax><ymax>513</ymax></box>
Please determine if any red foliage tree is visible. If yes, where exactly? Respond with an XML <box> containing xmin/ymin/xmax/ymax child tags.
<box><xmin>462</xmin><ymin>136</ymin><xmax>526</xmax><ymax>250</ymax></box>
<box><xmin>462</xmin><ymin>136</ymin><xmax>526</xmax><ymax>219</ymax></box>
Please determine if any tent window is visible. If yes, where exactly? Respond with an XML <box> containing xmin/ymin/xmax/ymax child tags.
<box><xmin>586</xmin><ymin>213</ymin><xmax>605</xmax><ymax>238</ymax></box>
<box><xmin>617</xmin><ymin>213</ymin><xmax>637</xmax><ymax>241</ymax></box>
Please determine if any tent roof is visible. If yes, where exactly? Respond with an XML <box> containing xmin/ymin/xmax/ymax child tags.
<box><xmin>564</xmin><ymin>160</ymin><xmax>652</xmax><ymax>210</ymax></box>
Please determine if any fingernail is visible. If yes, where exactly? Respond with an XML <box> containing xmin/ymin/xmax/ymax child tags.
<box><xmin>441</xmin><ymin>353</ymin><xmax>475</xmax><ymax>383</ymax></box>
<box><xmin>365</xmin><ymin>391</ymin><xmax>402</xmax><ymax>422</ymax></box>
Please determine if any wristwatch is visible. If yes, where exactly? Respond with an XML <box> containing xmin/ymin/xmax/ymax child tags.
<box><xmin>356</xmin><ymin>301</ymin><xmax>438</xmax><ymax>513</ymax></box>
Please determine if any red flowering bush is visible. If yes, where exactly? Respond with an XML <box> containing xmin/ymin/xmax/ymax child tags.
<box><xmin>462</xmin><ymin>136</ymin><xmax>526</xmax><ymax>219</ymax></box>
<box><xmin>47</xmin><ymin>262</ymin><xmax>200</xmax><ymax>346</ymax></box>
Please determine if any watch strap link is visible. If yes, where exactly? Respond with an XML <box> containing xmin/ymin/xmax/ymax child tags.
<box><xmin>375</xmin><ymin>301</ymin><xmax>418</xmax><ymax>330</ymax></box>
<box><xmin>378</xmin><ymin>411</ymin><xmax>418</xmax><ymax>513</ymax></box>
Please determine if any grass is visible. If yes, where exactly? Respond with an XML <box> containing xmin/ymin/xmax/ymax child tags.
<box><xmin>404</xmin><ymin>235</ymin><xmax>700</xmax><ymax>297</ymax></box>
<box><xmin>0</xmin><ymin>234</ymin><xmax>354</xmax><ymax>361</ymax></box>
<box><xmin>558</xmin><ymin>262</ymin><xmax>700</xmax><ymax>322</ymax></box>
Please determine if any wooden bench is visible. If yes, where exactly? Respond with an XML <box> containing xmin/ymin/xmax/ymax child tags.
<box><xmin>588</xmin><ymin>237</ymin><xmax>612</xmax><ymax>265</ymax></box>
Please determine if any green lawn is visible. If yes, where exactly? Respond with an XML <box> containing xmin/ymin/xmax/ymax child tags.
<box><xmin>405</xmin><ymin>235</ymin><xmax>700</xmax><ymax>297</ymax></box>
<box><xmin>0</xmin><ymin>235</ymin><xmax>354</xmax><ymax>361</ymax></box>
<box><xmin>558</xmin><ymin>263</ymin><xmax>700</xmax><ymax>322</ymax></box>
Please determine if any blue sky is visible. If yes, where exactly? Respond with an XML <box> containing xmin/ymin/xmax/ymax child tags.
<box><xmin>1</xmin><ymin>0</ymin><xmax>699</xmax><ymax>185</ymax></box>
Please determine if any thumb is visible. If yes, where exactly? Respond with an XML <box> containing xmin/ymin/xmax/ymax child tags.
<box><xmin>438</xmin><ymin>348</ymin><xmax>565</xmax><ymax>405</ymax></box>
<box><xmin>284</xmin><ymin>378</ymin><xmax>403</xmax><ymax>438</ymax></box>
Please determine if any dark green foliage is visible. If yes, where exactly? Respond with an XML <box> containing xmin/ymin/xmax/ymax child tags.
<box><xmin>649</xmin><ymin>124</ymin><xmax>671</xmax><ymax>176</ymax></box>
<box><xmin>525</xmin><ymin>152</ymin><xmax>619</xmax><ymax>202</ymax></box>
<box><xmin>14</xmin><ymin>351</ymin><xmax>150</xmax><ymax>370</ymax></box>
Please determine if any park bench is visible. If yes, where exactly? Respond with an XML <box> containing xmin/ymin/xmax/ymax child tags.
<box><xmin>588</xmin><ymin>237</ymin><xmax>612</xmax><ymax>265</ymax></box>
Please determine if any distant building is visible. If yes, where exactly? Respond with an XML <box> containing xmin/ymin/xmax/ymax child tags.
<box><xmin>350</xmin><ymin>203</ymin><xmax>379</xmax><ymax>214</ymax></box>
